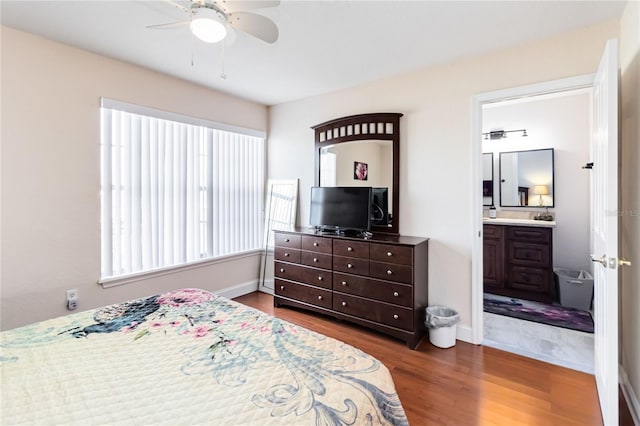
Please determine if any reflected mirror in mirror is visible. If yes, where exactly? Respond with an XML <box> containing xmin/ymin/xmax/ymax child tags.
<box><xmin>319</xmin><ymin>140</ymin><xmax>393</xmax><ymax>227</ymax></box>
<box><xmin>499</xmin><ymin>148</ymin><xmax>554</xmax><ymax>207</ymax></box>
<box><xmin>482</xmin><ymin>153</ymin><xmax>494</xmax><ymax>206</ymax></box>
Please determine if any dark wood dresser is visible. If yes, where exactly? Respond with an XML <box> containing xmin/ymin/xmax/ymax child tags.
<box><xmin>483</xmin><ymin>224</ymin><xmax>554</xmax><ymax>303</ymax></box>
<box><xmin>273</xmin><ymin>229</ymin><xmax>429</xmax><ymax>349</ymax></box>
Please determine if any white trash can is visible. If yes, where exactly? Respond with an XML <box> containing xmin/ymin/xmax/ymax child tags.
<box><xmin>425</xmin><ymin>306</ymin><xmax>460</xmax><ymax>349</ymax></box>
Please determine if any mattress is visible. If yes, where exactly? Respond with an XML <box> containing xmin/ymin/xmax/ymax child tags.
<box><xmin>1</xmin><ymin>289</ymin><xmax>408</xmax><ymax>425</ymax></box>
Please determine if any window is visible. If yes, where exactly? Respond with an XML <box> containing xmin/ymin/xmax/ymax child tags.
<box><xmin>100</xmin><ymin>99</ymin><xmax>264</xmax><ymax>281</ymax></box>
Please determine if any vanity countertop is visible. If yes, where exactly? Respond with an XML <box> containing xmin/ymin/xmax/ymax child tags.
<box><xmin>483</xmin><ymin>217</ymin><xmax>556</xmax><ymax>227</ymax></box>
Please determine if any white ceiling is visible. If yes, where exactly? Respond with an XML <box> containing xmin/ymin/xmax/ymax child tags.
<box><xmin>0</xmin><ymin>1</ymin><xmax>626</xmax><ymax>106</ymax></box>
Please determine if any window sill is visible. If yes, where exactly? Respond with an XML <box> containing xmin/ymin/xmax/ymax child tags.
<box><xmin>99</xmin><ymin>250</ymin><xmax>262</xmax><ymax>289</ymax></box>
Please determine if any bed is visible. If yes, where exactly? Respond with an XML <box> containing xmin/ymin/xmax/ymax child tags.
<box><xmin>1</xmin><ymin>288</ymin><xmax>408</xmax><ymax>425</ymax></box>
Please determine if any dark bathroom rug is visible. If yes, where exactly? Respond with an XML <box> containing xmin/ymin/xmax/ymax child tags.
<box><xmin>484</xmin><ymin>293</ymin><xmax>594</xmax><ymax>333</ymax></box>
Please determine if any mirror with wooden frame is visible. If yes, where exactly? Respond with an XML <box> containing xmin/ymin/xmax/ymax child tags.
<box><xmin>312</xmin><ymin>113</ymin><xmax>402</xmax><ymax>235</ymax></box>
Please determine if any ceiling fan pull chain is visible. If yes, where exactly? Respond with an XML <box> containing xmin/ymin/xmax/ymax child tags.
<box><xmin>190</xmin><ymin>9</ymin><xmax>195</xmax><ymax>67</ymax></box>
<box><xmin>220</xmin><ymin>39</ymin><xmax>227</xmax><ymax>80</ymax></box>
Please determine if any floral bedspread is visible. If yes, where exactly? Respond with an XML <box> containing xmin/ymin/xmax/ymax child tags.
<box><xmin>0</xmin><ymin>289</ymin><xmax>408</xmax><ymax>425</ymax></box>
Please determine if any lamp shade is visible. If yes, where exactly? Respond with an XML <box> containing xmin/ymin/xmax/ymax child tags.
<box><xmin>532</xmin><ymin>185</ymin><xmax>549</xmax><ymax>195</ymax></box>
<box><xmin>190</xmin><ymin>8</ymin><xmax>227</xmax><ymax>43</ymax></box>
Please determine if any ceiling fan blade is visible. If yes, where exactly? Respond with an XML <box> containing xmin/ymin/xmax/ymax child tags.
<box><xmin>146</xmin><ymin>21</ymin><xmax>190</xmax><ymax>30</ymax></box>
<box><xmin>228</xmin><ymin>11</ymin><xmax>278</xmax><ymax>43</ymax></box>
<box><xmin>211</xmin><ymin>1</ymin><xmax>280</xmax><ymax>14</ymax></box>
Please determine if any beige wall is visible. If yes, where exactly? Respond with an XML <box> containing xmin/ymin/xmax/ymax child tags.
<box><xmin>620</xmin><ymin>0</ymin><xmax>640</xmax><ymax>418</ymax></box>
<box><xmin>0</xmin><ymin>27</ymin><xmax>268</xmax><ymax>330</ymax></box>
<box><xmin>268</xmin><ymin>21</ymin><xmax>619</xmax><ymax>338</ymax></box>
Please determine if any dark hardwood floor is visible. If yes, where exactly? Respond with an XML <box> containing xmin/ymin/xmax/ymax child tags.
<box><xmin>234</xmin><ymin>291</ymin><xmax>634</xmax><ymax>425</ymax></box>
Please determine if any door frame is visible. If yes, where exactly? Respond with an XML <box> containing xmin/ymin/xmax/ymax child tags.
<box><xmin>470</xmin><ymin>74</ymin><xmax>595</xmax><ymax>345</ymax></box>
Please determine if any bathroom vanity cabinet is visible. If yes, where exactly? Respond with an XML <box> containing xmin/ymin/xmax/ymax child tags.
<box><xmin>483</xmin><ymin>222</ymin><xmax>554</xmax><ymax>303</ymax></box>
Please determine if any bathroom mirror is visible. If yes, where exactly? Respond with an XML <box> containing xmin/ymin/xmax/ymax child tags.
<box><xmin>482</xmin><ymin>153</ymin><xmax>494</xmax><ymax>206</ymax></box>
<box><xmin>312</xmin><ymin>113</ymin><xmax>402</xmax><ymax>235</ymax></box>
<box><xmin>499</xmin><ymin>148</ymin><xmax>554</xmax><ymax>207</ymax></box>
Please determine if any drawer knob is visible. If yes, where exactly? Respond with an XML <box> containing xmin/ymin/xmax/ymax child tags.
<box><xmin>313</xmin><ymin>257</ymin><xmax>318</xmax><ymax>263</ymax></box>
<box><xmin>280</xmin><ymin>285</ymin><xmax>284</xmax><ymax>290</ymax></box>
<box><xmin>387</xmin><ymin>269</ymin><xmax>393</xmax><ymax>275</ymax></box>
<box><xmin>393</xmin><ymin>314</ymin><xmax>399</xmax><ymax>320</ymax></box>
<box><xmin>342</xmin><ymin>301</ymin><xmax>347</xmax><ymax>307</ymax></box>
<box><xmin>285</xmin><ymin>238</ymin><xmax>290</xmax><ymax>242</ymax></box>
<box><xmin>284</xmin><ymin>252</ymin><xmax>290</xmax><ymax>257</ymax></box>
<box><xmin>341</xmin><ymin>281</ymin><xmax>347</xmax><ymax>286</ymax></box>
<box><xmin>347</xmin><ymin>263</ymin><xmax>353</xmax><ymax>269</ymax></box>
<box><xmin>393</xmin><ymin>291</ymin><xmax>399</xmax><ymax>297</ymax></box>
<box><xmin>387</xmin><ymin>251</ymin><xmax>393</xmax><ymax>257</ymax></box>
<box><xmin>318</xmin><ymin>295</ymin><xmax>323</xmax><ymax>300</ymax></box>
<box><xmin>318</xmin><ymin>276</ymin><xmax>323</xmax><ymax>281</ymax></box>
<box><xmin>347</xmin><ymin>247</ymin><xmax>353</xmax><ymax>252</ymax></box>
<box><xmin>313</xmin><ymin>242</ymin><xmax>319</xmax><ymax>247</ymax></box>
<box><xmin>279</xmin><ymin>268</ymin><xmax>284</xmax><ymax>273</ymax></box>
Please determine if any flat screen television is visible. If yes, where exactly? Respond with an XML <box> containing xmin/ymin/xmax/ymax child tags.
<box><xmin>310</xmin><ymin>186</ymin><xmax>372</xmax><ymax>233</ymax></box>
<box><xmin>371</xmin><ymin>187</ymin><xmax>389</xmax><ymax>226</ymax></box>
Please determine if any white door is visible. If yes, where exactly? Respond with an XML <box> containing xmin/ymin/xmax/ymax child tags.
<box><xmin>590</xmin><ymin>38</ymin><xmax>619</xmax><ymax>426</ymax></box>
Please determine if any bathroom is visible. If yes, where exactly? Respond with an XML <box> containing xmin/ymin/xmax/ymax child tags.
<box><xmin>480</xmin><ymin>88</ymin><xmax>595</xmax><ymax>373</ymax></box>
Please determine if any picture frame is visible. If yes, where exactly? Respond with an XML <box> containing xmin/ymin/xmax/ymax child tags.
<box><xmin>354</xmin><ymin>161</ymin><xmax>368</xmax><ymax>181</ymax></box>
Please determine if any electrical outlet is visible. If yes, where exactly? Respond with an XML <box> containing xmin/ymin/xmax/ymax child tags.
<box><xmin>66</xmin><ymin>289</ymin><xmax>78</xmax><ymax>310</ymax></box>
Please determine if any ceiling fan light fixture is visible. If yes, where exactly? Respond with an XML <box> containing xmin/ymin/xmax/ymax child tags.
<box><xmin>190</xmin><ymin>9</ymin><xmax>227</xmax><ymax>43</ymax></box>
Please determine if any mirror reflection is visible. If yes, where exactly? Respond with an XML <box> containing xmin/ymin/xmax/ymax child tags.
<box><xmin>499</xmin><ymin>148</ymin><xmax>554</xmax><ymax>207</ymax></box>
<box><xmin>482</xmin><ymin>153</ymin><xmax>494</xmax><ymax>206</ymax></box>
<box><xmin>319</xmin><ymin>140</ymin><xmax>393</xmax><ymax>227</ymax></box>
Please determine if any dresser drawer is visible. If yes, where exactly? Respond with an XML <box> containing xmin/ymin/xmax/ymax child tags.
<box><xmin>333</xmin><ymin>293</ymin><xmax>413</xmax><ymax>331</ymax></box>
<box><xmin>333</xmin><ymin>239</ymin><xmax>370</xmax><ymax>259</ymax></box>
<box><xmin>333</xmin><ymin>256</ymin><xmax>370</xmax><ymax>276</ymax></box>
<box><xmin>507</xmin><ymin>242</ymin><xmax>550</xmax><ymax>267</ymax></box>
<box><xmin>275</xmin><ymin>279</ymin><xmax>332</xmax><ymax>309</ymax></box>
<box><xmin>274</xmin><ymin>247</ymin><xmax>301</xmax><ymax>263</ymax></box>
<box><xmin>274</xmin><ymin>233</ymin><xmax>301</xmax><ymax>249</ymax></box>
<box><xmin>507</xmin><ymin>226</ymin><xmax>551</xmax><ymax>243</ymax></box>
<box><xmin>301</xmin><ymin>251</ymin><xmax>332</xmax><ymax>269</ymax></box>
<box><xmin>507</xmin><ymin>266</ymin><xmax>550</xmax><ymax>293</ymax></box>
<box><xmin>370</xmin><ymin>261</ymin><xmax>413</xmax><ymax>284</ymax></box>
<box><xmin>333</xmin><ymin>272</ymin><xmax>412</xmax><ymax>307</ymax></box>
<box><xmin>370</xmin><ymin>243</ymin><xmax>413</xmax><ymax>266</ymax></box>
<box><xmin>274</xmin><ymin>261</ymin><xmax>332</xmax><ymax>289</ymax></box>
<box><xmin>301</xmin><ymin>235</ymin><xmax>332</xmax><ymax>254</ymax></box>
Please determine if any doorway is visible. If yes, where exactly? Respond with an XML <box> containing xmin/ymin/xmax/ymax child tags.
<box><xmin>470</xmin><ymin>75</ymin><xmax>596</xmax><ymax>344</ymax></box>
<box><xmin>479</xmin><ymin>89</ymin><xmax>594</xmax><ymax>373</ymax></box>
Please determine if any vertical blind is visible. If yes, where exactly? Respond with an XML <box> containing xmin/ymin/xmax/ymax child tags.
<box><xmin>100</xmin><ymin>102</ymin><xmax>264</xmax><ymax>280</ymax></box>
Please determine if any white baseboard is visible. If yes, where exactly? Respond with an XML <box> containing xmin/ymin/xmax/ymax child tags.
<box><xmin>215</xmin><ymin>280</ymin><xmax>259</xmax><ymax>299</ymax></box>
<box><xmin>620</xmin><ymin>365</ymin><xmax>640</xmax><ymax>425</ymax></box>
<box><xmin>456</xmin><ymin>324</ymin><xmax>474</xmax><ymax>344</ymax></box>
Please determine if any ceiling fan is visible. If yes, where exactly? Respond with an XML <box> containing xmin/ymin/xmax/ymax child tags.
<box><xmin>148</xmin><ymin>0</ymin><xmax>280</xmax><ymax>44</ymax></box>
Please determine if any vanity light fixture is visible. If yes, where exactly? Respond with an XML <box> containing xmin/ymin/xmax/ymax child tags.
<box><xmin>483</xmin><ymin>129</ymin><xmax>528</xmax><ymax>140</ymax></box>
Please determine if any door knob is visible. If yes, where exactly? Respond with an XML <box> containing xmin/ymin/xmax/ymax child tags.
<box><xmin>619</xmin><ymin>258</ymin><xmax>632</xmax><ymax>267</ymax></box>
<box><xmin>590</xmin><ymin>254</ymin><xmax>607</xmax><ymax>266</ymax></box>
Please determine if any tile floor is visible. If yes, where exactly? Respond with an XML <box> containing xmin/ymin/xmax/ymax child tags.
<box><xmin>483</xmin><ymin>311</ymin><xmax>594</xmax><ymax>374</ymax></box>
